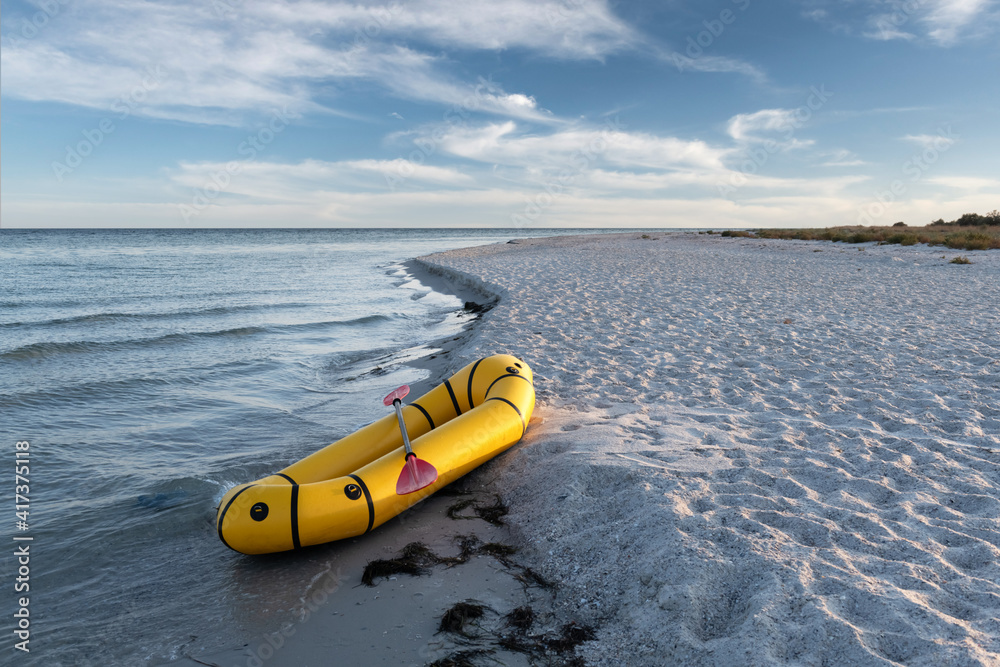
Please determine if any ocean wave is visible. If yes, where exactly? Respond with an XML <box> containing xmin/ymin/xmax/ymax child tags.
<box><xmin>1</xmin><ymin>315</ymin><xmax>396</xmax><ymax>361</ymax></box>
<box><xmin>0</xmin><ymin>301</ymin><xmax>318</xmax><ymax>329</ymax></box>
<box><xmin>0</xmin><ymin>327</ymin><xmax>268</xmax><ymax>361</ymax></box>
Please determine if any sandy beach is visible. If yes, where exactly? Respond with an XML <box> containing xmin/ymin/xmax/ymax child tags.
<box><xmin>176</xmin><ymin>232</ymin><xmax>999</xmax><ymax>666</ymax></box>
<box><xmin>409</xmin><ymin>232</ymin><xmax>1000</xmax><ymax>666</ymax></box>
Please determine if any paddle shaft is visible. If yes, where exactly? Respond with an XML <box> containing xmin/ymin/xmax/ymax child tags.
<box><xmin>391</xmin><ymin>399</ymin><xmax>415</xmax><ymax>459</ymax></box>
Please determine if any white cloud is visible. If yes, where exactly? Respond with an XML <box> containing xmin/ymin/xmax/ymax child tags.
<box><xmin>727</xmin><ymin>109</ymin><xmax>796</xmax><ymax>142</ymax></box>
<box><xmin>665</xmin><ymin>52</ymin><xmax>767</xmax><ymax>81</ymax></box>
<box><xmin>819</xmin><ymin>149</ymin><xmax>867</xmax><ymax>167</ymax></box>
<box><xmin>726</xmin><ymin>109</ymin><xmax>815</xmax><ymax>149</ymax></box>
<box><xmin>863</xmin><ymin>15</ymin><xmax>917</xmax><ymax>41</ymax></box>
<box><xmin>584</xmin><ymin>169</ymin><xmax>866</xmax><ymax>195</ymax></box>
<box><xmin>926</xmin><ymin>175</ymin><xmax>1000</xmax><ymax>191</ymax></box>
<box><xmin>901</xmin><ymin>133</ymin><xmax>958</xmax><ymax>150</ymax></box>
<box><xmin>803</xmin><ymin>0</ymin><xmax>999</xmax><ymax>45</ymax></box>
<box><xmin>171</xmin><ymin>158</ymin><xmax>474</xmax><ymax>201</ymax></box>
<box><xmin>342</xmin><ymin>159</ymin><xmax>475</xmax><ymax>186</ymax></box>
<box><xmin>923</xmin><ymin>0</ymin><xmax>994</xmax><ymax>45</ymax></box>
<box><xmin>430</xmin><ymin>121</ymin><xmax>730</xmax><ymax>171</ymax></box>
<box><xmin>254</xmin><ymin>0</ymin><xmax>638</xmax><ymax>59</ymax></box>
<box><xmin>0</xmin><ymin>0</ymin><xmax>635</xmax><ymax>125</ymax></box>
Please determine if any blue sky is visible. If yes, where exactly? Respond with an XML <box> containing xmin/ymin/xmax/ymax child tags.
<box><xmin>2</xmin><ymin>0</ymin><xmax>998</xmax><ymax>228</ymax></box>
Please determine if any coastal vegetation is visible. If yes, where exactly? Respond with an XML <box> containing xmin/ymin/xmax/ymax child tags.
<box><xmin>720</xmin><ymin>211</ymin><xmax>1000</xmax><ymax>250</ymax></box>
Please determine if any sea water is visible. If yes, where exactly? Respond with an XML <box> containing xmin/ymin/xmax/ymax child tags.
<box><xmin>0</xmin><ymin>228</ymin><xmax>604</xmax><ymax>665</ymax></box>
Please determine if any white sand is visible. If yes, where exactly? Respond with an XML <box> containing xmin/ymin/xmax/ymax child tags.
<box><xmin>414</xmin><ymin>233</ymin><xmax>1000</xmax><ymax>666</ymax></box>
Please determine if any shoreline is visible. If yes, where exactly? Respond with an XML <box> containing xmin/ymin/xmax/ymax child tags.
<box><xmin>168</xmin><ymin>239</ymin><xmax>578</xmax><ymax>667</ymax></box>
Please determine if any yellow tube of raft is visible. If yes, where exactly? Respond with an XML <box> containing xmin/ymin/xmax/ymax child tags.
<box><xmin>216</xmin><ymin>354</ymin><xmax>535</xmax><ymax>555</ymax></box>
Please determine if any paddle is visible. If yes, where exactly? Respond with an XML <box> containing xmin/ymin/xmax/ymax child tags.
<box><xmin>383</xmin><ymin>385</ymin><xmax>439</xmax><ymax>495</ymax></box>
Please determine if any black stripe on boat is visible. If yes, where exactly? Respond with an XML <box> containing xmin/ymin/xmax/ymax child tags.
<box><xmin>289</xmin><ymin>483</ymin><xmax>301</xmax><ymax>549</ymax></box>
<box><xmin>486</xmin><ymin>397</ymin><xmax>525</xmax><ymax>437</ymax></box>
<box><xmin>348</xmin><ymin>474</ymin><xmax>375</xmax><ymax>533</ymax></box>
<box><xmin>467</xmin><ymin>358</ymin><xmax>484</xmax><ymax>408</ymax></box>
<box><xmin>217</xmin><ymin>484</ymin><xmax>256</xmax><ymax>552</ymax></box>
<box><xmin>484</xmin><ymin>373</ymin><xmax>531</xmax><ymax>400</ymax></box>
<box><xmin>444</xmin><ymin>379</ymin><xmax>462</xmax><ymax>416</ymax></box>
<box><xmin>411</xmin><ymin>402</ymin><xmax>435</xmax><ymax>430</ymax></box>
<box><xmin>276</xmin><ymin>473</ymin><xmax>296</xmax><ymax>485</ymax></box>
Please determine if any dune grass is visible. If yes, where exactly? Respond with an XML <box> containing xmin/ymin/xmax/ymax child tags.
<box><xmin>721</xmin><ymin>225</ymin><xmax>1000</xmax><ymax>251</ymax></box>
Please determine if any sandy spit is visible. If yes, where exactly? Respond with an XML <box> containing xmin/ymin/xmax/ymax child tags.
<box><xmin>412</xmin><ymin>232</ymin><xmax>1000</xmax><ymax>666</ymax></box>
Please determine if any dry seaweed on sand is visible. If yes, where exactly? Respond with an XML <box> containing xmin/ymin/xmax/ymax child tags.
<box><xmin>454</xmin><ymin>534</ymin><xmax>517</xmax><ymax>561</ymax></box>
<box><xmin>473</xmin><ymin>495</ymin><xmax>509</xmax><ymax>525</ymax></box>
<box><xmin>361</xmin><ymin>557</ymin><xmax>426</xmax><ymax>586</ymax></box>
<box><xmin>399</xmin><ymin>541</ymin><xmax>445</xmax><ymax>564</ymax></box>
<box><xmin>477</xmin><ymin>542</ymin><xmax>518</xmax><ymax>562</ymax></box>
<box><xmin>363</xmin><ymin>536</ymin><xmax>530</xmax><ymax>586</ymax></box>
<box><xmin>546</xmin><ymin>622</ymin><xmax>596</xmax><ymax>652</ymax></box>
<box><xmin>447</xmin><ymin>498</ymin><xmax>477</xmax><ymax>519</ymax></box>
<box><xmin>497</xmin><ymin>617</ymin><xmax>596</xmax><ymax>661</ymax></box>
<box><xmin>504</xmin><ymin>605</ymin><xmax>535</xmax><ymax>631</ymax></box>
<box><xmin>463</xmin><ymin>300</ymin><xmax>495</xmax><ymax>315</ymax></box>
<box><xmin>437</xmin><ymin>600</ymin><xmax>490</xmax><ymax>636</ymax></box>
<box><xmin>446</xmin><ymin>495</ymin><xmax>509</xmax><ymax>525</ymax></box>
<box><xmin>514</xmin><ymin>566</ymin><xmax>555</xmax><ymax>590</ymax></box>
<box><xmin>361</xmin><ymin>541</ymin><xmax>450</xmax><ymax>586</ymax></box>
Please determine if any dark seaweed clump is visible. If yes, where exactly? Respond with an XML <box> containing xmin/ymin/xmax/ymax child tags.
<box><xmin>446</xmin><ymin>498</ymin><xmax>476</xmax><ymax>519</ymax></box>
<box><xmin>363</xmin><ymin>537</ymin><xmax>524</xmax><ymax>586</ymax></box>
<box><xmin>504</xmin><ymin>605</ymin><xmax>535</xmax><ymax>631</ymax></box>
<box><xmin>447</xmin><ymin>495</ymin><xmax>509</xmax><ymax>526</ymax></box>
<box><xmin>497</xmin><ymin>608</ymin><xmax>596</xmax><ymax>664</ymax></box>
<box><xmin>498</xmin><ymin>618</ymin><xmax>596</xmax><ymax>659</ymax></box>
<box><xmin>547</xmin><ymin>622</ymin><xmax>597</xmax><ymax>652</ymax></box>
<box><xmin>362</xmin><ymin>541</ymin><xmax>457</xmax><ymax>586</ymax></box>
<box><xmin>477</xmin><ymin>542</ymin><xmax>517</xmax><ymax>561</ymax></box>
<box><xmin>361</xmin><ymin>540</ymin><xmax>594</xmax><ymax>664</ymax></box>
<box><xmin>473</xmin><ymin>496</ymin><xmax>509</xmax><ymax>525</ymax></box>
<box><xmin>454</xmin><ymin>534</ymin><xmax>518</xmax><ymax>566</ymax></box>
<box><xmin>515</xmin><ymin>566</ymin><xmax>554</xmax><ymax>589</ymax></box>
<box><xmin>437</xmin><ymin>601</ymin><xmax>487</xmax><ymax>635</ymax></box>
<box><xmin>360</xmin><ymin>557</ymin><xmax>424</xmax><ymax>586</ymax></box>
<box><xmin>463</xmin><ymin>301</ymin><xmax>494</xmax><ymax>315</ymax></box>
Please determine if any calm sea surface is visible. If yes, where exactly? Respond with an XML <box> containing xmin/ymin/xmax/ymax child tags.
<box><xmin>0</xmin><ymin>228</ymin><xmax>612</xmax><ymax>665</ymax></box>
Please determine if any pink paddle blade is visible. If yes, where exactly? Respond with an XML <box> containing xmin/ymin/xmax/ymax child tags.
<box><xmin>396</xmin><ymin>454</ymin><xmax>438</xmax><ymax>495</ymax></box>
<box><xmin>383</xmin><ymin>385</ymin><xmax>410</xmax><ymax>406</ymax></box>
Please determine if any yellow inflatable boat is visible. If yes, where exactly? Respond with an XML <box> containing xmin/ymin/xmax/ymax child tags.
<box><xmin>216</xmin><ymin>354</ymin><xmax>535</xmax><ymax>555</ymax></box>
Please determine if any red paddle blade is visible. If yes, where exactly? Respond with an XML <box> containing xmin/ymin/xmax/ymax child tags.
<box><xmin>383</xmin><ymin>385</ymin><xmax>410</xmax><ymax>406</ymax></box>
<box><xmin>396</xmin><ymin>455</ymin><xmax>438</xmax><ymax>495</ymax></box>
